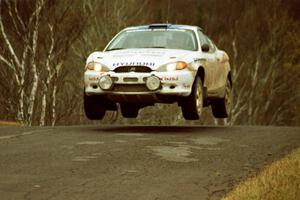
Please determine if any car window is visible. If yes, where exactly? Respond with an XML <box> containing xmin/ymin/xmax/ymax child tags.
<box><xmin>197</xmin><ymin>30</ymin><xmax>208</xmax><ymax>47</ymax></box>
<box><xmin>206</xmin><ymin>37</ymin><xmax>216</xmax><ymax>53</ymax></box>
<box><xmin>106</xmin><ymin>29</ymin><xmax>198</xmax><ymax>51</ymax></box>
<box><xmin>197</xmin><ymin>30</ymin><xmax>216</xmax><ymax>53</ymax></box>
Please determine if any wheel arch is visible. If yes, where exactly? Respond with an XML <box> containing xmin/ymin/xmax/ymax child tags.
<box><xmin>196</xmin><ymin>66</ymin><xmax>205</xmax><ymax>85</ymax></box>
<box><xmin>227</xmin><ymin>71</ymin><xmax>232</xmax><ymax>87</ymax></box>
<box><xmin>196</xmin><ymin>66</ymin><xmax>209</xmax><ymax>107</ymax></box>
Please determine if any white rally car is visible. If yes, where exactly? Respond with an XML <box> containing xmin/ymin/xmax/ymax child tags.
<box><xmin>84</xmin><ymin>24</ymin><xmax>232</xmax><ymax>120</ymax></box>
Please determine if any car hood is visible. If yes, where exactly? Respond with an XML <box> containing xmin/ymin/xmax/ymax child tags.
<box><xmin>87</xmin><ymin>48</ymin><xmax>198</xmax><ymax>70</ymax></box>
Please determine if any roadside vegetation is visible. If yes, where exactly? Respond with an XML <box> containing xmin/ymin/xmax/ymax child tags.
<box><xmin>222</xmin><ymin>147</ymin><xmax>300</xmax><ymax>200</ymax></box>
<box><xmin>0</xmin><ymin>120</ymin><xmax>20</xmax><ymax>126</ymax></box>
<box><xmin>0</xmin><ymin>0</ymin><xmax>299</xmax><ymax>126</ymax></box>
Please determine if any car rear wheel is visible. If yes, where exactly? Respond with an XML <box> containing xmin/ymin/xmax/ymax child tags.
<box><xmin>211</xmin><ymin>79</ymin><xmax>232</xmax><ymax>118</ymax></box>
<box><xmin>120</xmin><ymin>103</ymin><xmax>139</xmax><ymax>118</ymax></box>
<box><xmin>181</xmin><ymin>76</ymin><xmax>203</xmax><ymax>120</ymax></box>
<box><xmin>84</xmin><ymin>92</ymin><xmax>106</xmax><ymax>120</ymax></box>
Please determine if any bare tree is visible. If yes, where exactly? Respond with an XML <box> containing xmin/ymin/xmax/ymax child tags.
<box><xmin>0</xmin><ymin>0</ymin><xmax>45</xmax><ymax>125</ymax></box>
<box><xmin>199</xmin><ymin>0</ymin><xmax>300</xmax><ymax>125</ymax></box>
<box><xmin>38</xmin><ymin>1</ymin><xmax>88</xmax><ymax>126</ymax></box>
<box><xmin>0</xmin><ymin>0</ymin><xmax>88</xmax><ymax>126</ymax></box>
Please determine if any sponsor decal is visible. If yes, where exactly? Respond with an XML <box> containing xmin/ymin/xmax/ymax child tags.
<box><xmin>112</xmin><ymin>62</ymin><xmax>155</xmax><ymax>67</ymax></box>
<box><xmin>127</xmin><ymin>29</ymin><xmax>187</xmax><ymax>33</ymax></box>
<box><xmin>160</xmin><ymin>76</ymin><xmax>179</xmax><ymax>81</ymax></box>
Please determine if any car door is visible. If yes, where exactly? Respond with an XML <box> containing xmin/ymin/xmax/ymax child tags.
<box><xmin>208</xmin><ymin>38</ymin><xmax>229</xmax><ymax>90</ymax></box>
<box><xmin>205</xmin><ymin>37</ymin><xmax>225</xmax><ymax>90</ymax></box>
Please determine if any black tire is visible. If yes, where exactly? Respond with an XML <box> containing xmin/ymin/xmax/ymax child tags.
<box><xmin>84</xmin><ymin>93</ymin><xmax>106</xmax><ymax>120</ymax></box>
<box><xmin>181</xmin><ymin>77</ymin><xmax>203</xmax><ymax>120</ymax></box>
<box><xmin>120</xmin><ymin>103</ymin><xmax>139</xmax><ymax>118</ymax></box>
<box><xmin>211</xmin><ymin>79</ymin><xmax>232</xmax><ymax>118</ymax></box>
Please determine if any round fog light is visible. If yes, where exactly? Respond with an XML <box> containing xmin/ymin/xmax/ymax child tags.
<box><xmin>146</xmin><ymin>76</ymin><xmax>160</xmax><ymax>91</ymax></box>
<box><xmin>99</xmin><ymin>76</ymin><xmax>113</xmax><ymax>90</ymax></box>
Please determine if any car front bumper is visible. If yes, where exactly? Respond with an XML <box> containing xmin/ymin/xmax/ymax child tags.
<box><xmin>84</xmin><ymin>70</ymin><xmax>195</xmax><ymax>98</ymax></box>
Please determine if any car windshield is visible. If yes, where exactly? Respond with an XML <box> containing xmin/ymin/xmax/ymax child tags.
<box><xmin>105</xmin><ymin>29</ymin><xmax>198</xmax><ymax>51</ymax></box>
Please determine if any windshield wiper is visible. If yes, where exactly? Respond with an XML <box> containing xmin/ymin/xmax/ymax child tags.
<box><xmin>142</xmin><ymin>46</ymin><xmax>166</xmax><ymax>49</ymax></box>
<box><xmin>106</xmin><ymin>48</ymin><xmax>125</xmax><ymax>51</ymax></box>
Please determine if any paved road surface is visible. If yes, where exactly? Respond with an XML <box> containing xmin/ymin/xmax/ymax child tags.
<box><xmin>0</xmin><ymin>125</ymin><xmax>299</xmax><ymax>200</ymax></box>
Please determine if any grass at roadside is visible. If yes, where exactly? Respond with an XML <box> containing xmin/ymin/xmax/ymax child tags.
<box><xmin>0</xmin><ymin>120</ymin><xmax>21</xmax><ymax>126</ymax></box>
<box><xmin>222</xmin><ymin>147</ymin><xmax>300</xmax><ymax>200</ymax></box>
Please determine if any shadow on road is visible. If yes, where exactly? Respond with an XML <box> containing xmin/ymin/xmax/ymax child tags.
<box><xmin>88</xmin><ymin>125</ymin><xmax>228</xmax><ymax>135</ymax></box>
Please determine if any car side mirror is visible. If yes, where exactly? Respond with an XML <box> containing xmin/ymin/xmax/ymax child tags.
<box><xmin>201</xmin><ymin>44</ymin><xmax>210</xmax><ymax>52</ymax></box>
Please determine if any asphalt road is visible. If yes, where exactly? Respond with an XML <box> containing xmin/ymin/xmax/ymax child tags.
<box><xmin>0</xmin><ymin>125</ymin><xmax>299</xmax><ymax>200</ymax></box>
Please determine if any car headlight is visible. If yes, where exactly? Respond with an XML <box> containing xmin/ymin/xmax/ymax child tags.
<box><xmin>146</xmin><ymin>76</ymin><xmax>161</xmax><ymax>91</ymax></box>
<box><xmin>94</xmin><ymin>63</ymin><xmax>102</xmax><ymax>71</ymax></box>
<box><xmin>99</xmin><ymin>75</ymin><xmax>113</xmax><ymax>90</ymax></box>
<box><xmin>163</xmin><ymin>61</ymin><xmax>188</xmax><ymax>72</ymax></box>
<box><xmin>85</xmin><ymin>62</ymin><xmax>108</xmax><ymax>72</ymax></box>
<box><xmin>166</xmin><ymin>63</ymin><xmax>177</xmax><ymax>71</ymax></box>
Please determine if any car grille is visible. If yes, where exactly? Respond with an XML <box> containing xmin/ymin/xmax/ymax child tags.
<box><xmin>113</xmin><ymin>84</ymin><xmax>149</xmax><ymax>92</ymax></box>
<box><xmin>114</xmin><ymin>66</ymin><xmax>152</xmax><ymax>73</ymax></box>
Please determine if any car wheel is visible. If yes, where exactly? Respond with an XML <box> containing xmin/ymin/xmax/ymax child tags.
<box><xmin>84</xmin><ymin>92</ymin><xmax>106</xmax><ymax>120</ymax></box>
<box><xmin>120</xmin><ymin>103</ymin><xmax>139</xmax><ymax>118</ymax></box>
<box><xmin>181</xmin><ymin>76</ymin><xmax>203</xmax><ymax>120</ymax></box>
<box><xmin>211</xmin><ymin>79</ymin><xmax>232</xmax><ymax>118</ymax></box>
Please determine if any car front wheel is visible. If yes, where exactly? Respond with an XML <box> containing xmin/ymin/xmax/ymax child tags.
<box><xmin>181</xmin><ymin>76</ymin><xmax>203</xmax><ymax>120</ymax></box>
<box><xmin>84</xmin><ymin>92</ymin><xmax>106</xmax><ymax>120</ymax></box>
<box><xmin>211</xmin><ymin>79</ymin><xmax>232</xmax><ymax>118</ymax></box>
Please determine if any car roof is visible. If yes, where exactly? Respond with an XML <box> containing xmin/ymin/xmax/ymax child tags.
<box><xmin>124</xmin><ymin>24</ymin><xmax>202</xmax><ymax>32</ymax></box>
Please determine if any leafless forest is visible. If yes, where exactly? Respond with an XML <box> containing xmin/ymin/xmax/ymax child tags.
<box><xmin>0</xmin><ymin>0</ymin><xmax>299</xmax><ymax>126</ymax></box>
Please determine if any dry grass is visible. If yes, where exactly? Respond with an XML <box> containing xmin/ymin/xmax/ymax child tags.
<box><xmin>0</xmin><ymin>120</ymin><xmax>21</xmax><ymax>126</ymax></box>
<box><xmin>222</xmin><ymin>147</ymin><xmax>300</xmax><ymax>200</ymax></box>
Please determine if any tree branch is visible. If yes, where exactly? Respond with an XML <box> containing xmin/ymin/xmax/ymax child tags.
<box><xmin>13</xmin><ymin>0</ymin><xmax>26</xmax><ymax>32</ymax></box>
<box><xmin>0</xmin><ymin>54</ymin><xmax>15</xmax><ymax>72</ymax></box>
<box><xmin>6</xmin><ymin>1</ymin><xmax>22</xmax><ymax>38</ymax></box>
<box><xmin>0</xmin><ymin>14</ymin><xmax>21</xmax><ymax>67</ymax></box>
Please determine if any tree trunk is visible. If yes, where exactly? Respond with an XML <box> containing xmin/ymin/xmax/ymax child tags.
<box><xmin>17</xmin><ymin>89</ymin><xmax>25</xmax><ymax>123</ymax></box>
<box><xmin>39</xmin><ymin>94</ymin><xmax>46</xmax><ymax>126</ymax></box>
<box><xmin>51</xmin><ymin>85</ymin><xmax>57</xmax><ymax>126</ymax></box>
<box><xmin>27</xmin><ymin>0</ymin><xmax>44</xmax><ymax>126</ymax></box>
<box><xmin>27</xmin><ymin>70</ymin><xmax>38</xmax><ymax>126</ymax></box>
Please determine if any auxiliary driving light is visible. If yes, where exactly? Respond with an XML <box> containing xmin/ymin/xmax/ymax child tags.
<box><xmin>99</xmin><ymin>75</ymin><xmax>113</xmax><ymax>90</ymax></box>
<box><xmin>146</xmin><ymin>76</ymin><xmax>161</xmax><ymax>91</ymax></box>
